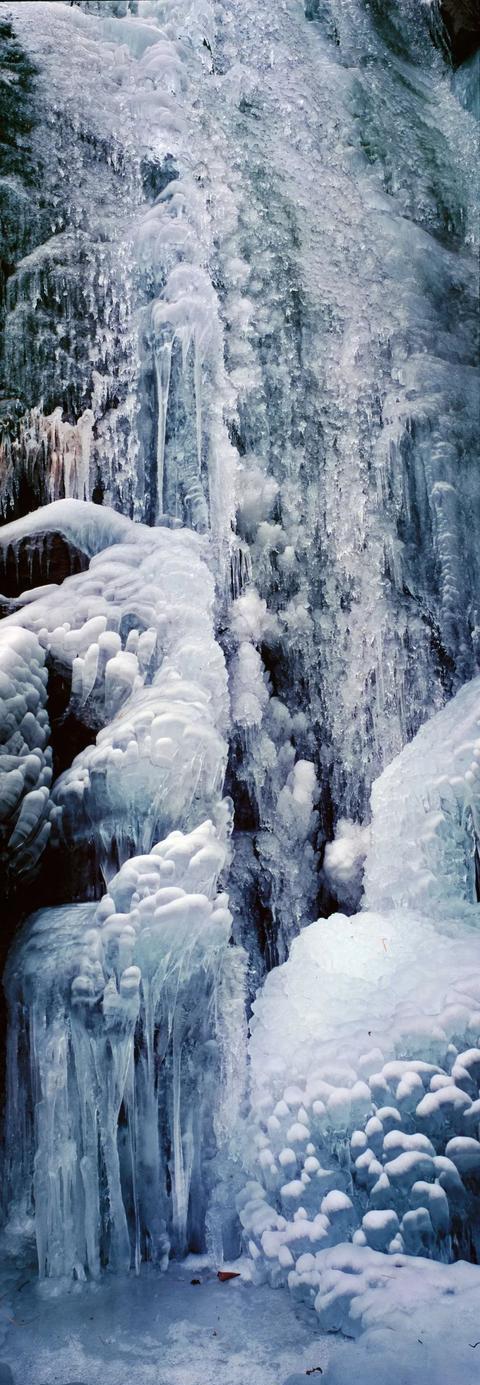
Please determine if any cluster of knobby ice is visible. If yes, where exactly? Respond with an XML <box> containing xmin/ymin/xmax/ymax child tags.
<box><xmin>0</xmin><ymin>625</ymin><xmax>51</xmax><ymax>875</ymax></box>
<box><xmin>0</xmin><ymin>500</ymin><xmax>228</xmax><ymax>877</ymax></box>
<box><xmin>5</xmin><ymin>819</ymin><xmax>246</xmax><ymax>1281</ymax></box>
<box><xmin>240</xmin><ymin>676</ymin><xmax>480</xmax><ymax>1320</ymax></box>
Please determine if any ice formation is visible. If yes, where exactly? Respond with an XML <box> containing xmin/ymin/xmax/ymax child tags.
<box><xmin>241</xmin><ymin>675</ymin><xmax>480</xmax><ymax>1303</ymax></box>
<box><xmin>0</xmin><ymin>624</ymin><xmax>52</xmax><ymax>877</ymax></box>
<box><xmin>0</xmin><ymin>496</ymin><xmax>249</xmax><ymax>1277</ymax></box>
<box><xmin>0</xmin><ymin>1</ymin><xmax>478</xmax><ymax>1381</ymax></box>
<box><xmin>0</xmin><ymin>501</ymin><xmax>229</xmax><ymax>878</ymax></box>
<box><xmin>5</xmin><ymin>819</ymin><xmax>245</xmax><ymax>1279</ymax></box>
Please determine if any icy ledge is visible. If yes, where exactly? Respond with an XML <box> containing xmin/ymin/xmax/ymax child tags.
<box><xmin>241</xmin><ymin>674</ymin><xmax>480</xmax><ymax>1315</ymax></box>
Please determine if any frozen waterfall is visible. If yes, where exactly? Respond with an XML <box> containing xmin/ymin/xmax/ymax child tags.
<box><xmin>0</xmin><ymin>2</ymin><xmax>479</xmax><ymax>1384</ymax></box>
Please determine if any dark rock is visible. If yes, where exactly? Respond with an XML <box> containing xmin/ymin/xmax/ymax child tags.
<box><xmin>441</xmin><ymin>0</ymin><xmax>480</xmax><ymax>65</ymax></box>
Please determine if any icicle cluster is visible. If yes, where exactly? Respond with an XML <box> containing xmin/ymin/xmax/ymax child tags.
<box><xmin>5</xmin><ymin>820</ymin><xmax>245</xmax><ymax>1280</ymax></box>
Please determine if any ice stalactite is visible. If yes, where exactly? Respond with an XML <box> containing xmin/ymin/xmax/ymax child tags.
<box><xmin>0</xmin><ymin>407</ymin><xmax>94</xmax><ymax>511</ymax></box>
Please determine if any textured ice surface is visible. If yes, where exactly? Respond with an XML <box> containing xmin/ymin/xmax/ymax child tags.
<box><xmin>0</xmin><ymin>624</ymin><xmax>52</xmax><ymax>877</ymax></box>
<box><xmin>0</xmin><ymin>1257</ymin><xmax>331</xmax><ymax>1385</ymax></box>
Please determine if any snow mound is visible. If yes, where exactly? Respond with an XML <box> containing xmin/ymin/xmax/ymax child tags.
<box><xmin>242</xmin><ymin>675</ymin><xmax>480</xmax><ymax>1305</ymax></box>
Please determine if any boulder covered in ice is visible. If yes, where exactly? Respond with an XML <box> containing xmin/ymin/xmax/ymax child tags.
<box><xmin>0</xmin><ymin>501</ymin><xmax>230</xmax><ymax>876</ymax></box>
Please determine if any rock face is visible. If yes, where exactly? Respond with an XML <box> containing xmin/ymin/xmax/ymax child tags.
<box><xmin>441</xmin><ymin>1</ymin><xmax>480</xmax><ymax>66</ymax></box>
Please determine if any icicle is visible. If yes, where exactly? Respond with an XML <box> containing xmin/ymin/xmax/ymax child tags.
<box><xmin>154</xmin><ymin>335</ymin><xmax>173</xmax><ymax>520</ymax></box>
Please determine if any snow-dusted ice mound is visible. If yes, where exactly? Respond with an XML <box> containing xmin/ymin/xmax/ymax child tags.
<box><xmin>0</xmin><ymin>500</ymin><xmax>229</xmax><ymax>876</ymax></box>
<box><xmin>241</xmin><ymin>675</ymin><xmax>480</xmax><ymax>1307</ymax></box>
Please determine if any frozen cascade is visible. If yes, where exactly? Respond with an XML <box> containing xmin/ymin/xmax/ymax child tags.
<box><xmin>0</xmin><ymin>0</ymin><xmax>477</xmax><ymax>850</ymax></box>
<box><xmin>0</xmin><ymin>0</ymin><xmax>478</xmax><ymax>1365</ymax></box>
<box><xmin>0</xmin><ymin>0</ymin><xmax>237</xmax><ymax>569</ymax></box>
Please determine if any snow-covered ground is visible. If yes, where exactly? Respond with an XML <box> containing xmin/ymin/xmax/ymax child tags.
<box><xmin>0</xmin><ymin>1256</ymin><xmax>328</xmax><ymax>1385</ymax></box>
<box><xmin>0</xmin><ymin>1251</ymin><xmax>480</xmax><ymax>1385</ymax></box>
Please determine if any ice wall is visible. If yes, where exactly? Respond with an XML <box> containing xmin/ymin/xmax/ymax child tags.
<box><xmin>209</xmin><ymin>0</ymin><xmax>479</xmax><ymax>844</ymax></box>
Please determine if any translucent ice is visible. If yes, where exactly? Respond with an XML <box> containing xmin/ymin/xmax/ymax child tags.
<box><xmin>4</xmin><ymin>821</ymin><xmax>246</xmax><ymax>1279</ymax></box>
